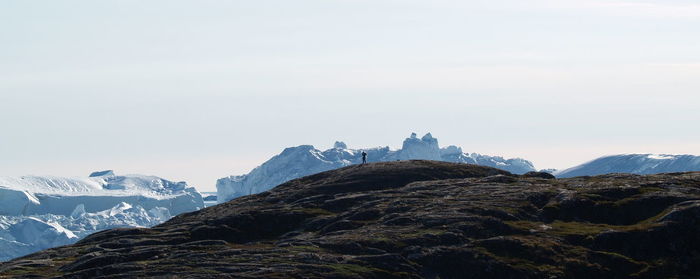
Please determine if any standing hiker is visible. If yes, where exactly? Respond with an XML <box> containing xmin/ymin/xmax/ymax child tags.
<box><xmin>362</xmin><ymin>151</ymin><xmax>367</xmax><ymax>164</ymax></box>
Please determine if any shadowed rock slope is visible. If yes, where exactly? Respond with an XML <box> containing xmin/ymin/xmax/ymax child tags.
<box><xmin>2</xmin><ymin>160</ymin><xmax>700</xmax><ymax>278</ymax></box>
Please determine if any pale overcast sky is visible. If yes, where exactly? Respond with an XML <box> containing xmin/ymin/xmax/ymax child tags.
<box><xmin>1</xmin><ymin>0</ymin><xmax>699</xmax><ymax>191</ymax></box>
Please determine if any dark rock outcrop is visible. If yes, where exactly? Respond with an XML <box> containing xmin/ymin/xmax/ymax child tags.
<box><xmin>2</xmin><ymin>160</ymin><xmax>700</xmax><ymax>278</ymax></box>
<box><xmin>523</xmin><ymin>171</ymin><xmax>556</xmax><ymax>179</ymax></box>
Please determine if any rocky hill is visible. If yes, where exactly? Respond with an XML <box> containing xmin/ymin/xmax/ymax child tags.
<box><xmin>2</xmin><ymin>160</ymin><xmax>700</xmax><ymax>278</ymax></box>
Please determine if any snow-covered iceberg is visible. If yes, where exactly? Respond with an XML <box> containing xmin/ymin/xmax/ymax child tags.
<box><xmin>0</xmin><ymin>172</ymin><xmax>203</xmax><ymax>216</ymax></box>
<box><xmin>0</xmin><ymin>202</ymin><xmax>173</xmax><ymax>261</ymax></box>
<box><xmin>555</xmin><ymin>154</ymin><xmax>700</xmax><ymax>178</ymax></box>
<box><xmin>217</xmin><ymin>133</ymin><xmax>535</xmax><ymax>202</ymax></box>
<box><xmin>0</xmin><ymin>171</ymin><xmax>203</xmax><ymax>261</ymax></box>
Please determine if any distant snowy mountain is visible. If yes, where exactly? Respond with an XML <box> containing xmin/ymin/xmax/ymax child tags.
<box><xmin>555</xmin><ymin>154</ymin><xmax>700</xmax><ymax>178</ymax></box>
<box><xmin>0</xmin><ymin>171</ymin><xmax>203</xmax><ymax>261</ymax></box>
<box><xmin>217</xmin><ymin>133</ymin><xmax>535</xmax><ymax>202</ymax></box>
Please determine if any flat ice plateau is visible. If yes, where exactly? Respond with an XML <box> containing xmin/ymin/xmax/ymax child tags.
<box><xmin>0</xmin><ymin>171</ymin><xmax>203</xmax><ymax>261</ymax></box>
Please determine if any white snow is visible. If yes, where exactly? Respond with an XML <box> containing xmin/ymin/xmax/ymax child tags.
<box><xmin>0</xmin><ymin>202</ymin><xmax>174</xmax><ymax>261</ymax></box>
<box><xmin>217</xmin><ymin>133</ymin><xmax>536</xmax><ymax>203</ymax></box>
<box><xmin>334</xmin><ymin>141</ymin><xmax>348</xmax><ymax>149</ymax></box>
<box><xmin>3</xmin><ymin>217</ymin><xmax>78</xmax><ymax>261</ymax></box>
<box><xmin>0</xmin><ymin>172</ymin><xmax>203</xmax><ymax>216</ymax></box>
<box><xmin>0</xmin><ymin>171</ymin><xmax>203</xmax><ymax>262</ymax></box>
<box><xmin>647</xmin><ymin>154</ymin><xmax>675</xmax><ymax>160</ymax></box>
<box><xmin>70</xmin><ymin>204</ymin><xmax>86</xmax><ymax>219</ymax></box>
<box><xmin>396</xmin><ymin>132</ymin><xmax>442</xmax><ymax>161</ymax></box>
<box><xmin>556</xmin><ymin>154</ymin><xmax>700</xmax><ymax>178</ymax></box>
<box><xmin>440</xmin><ymin>145</ymin><xmax>463</xmax><ymax>156</ymax></box>
<box><xmin>201</xmin><ymin>192</ymin><xmax>218</xmax><ymax>208</ymax></box>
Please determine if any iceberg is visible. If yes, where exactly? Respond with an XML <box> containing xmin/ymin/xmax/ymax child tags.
<box><xmin>0</xmin><ymin>171</ymin><xmax>203</xmax><ymax>216</ymax></box>
<box><xmin>217</xmin><ymin>133</ymin><xmax>536</xmax><ymax>202</ymax></box>
<box><xmin>0</xmin><ymin>171</ymin><xmax>203</xmax><ymax>262</ymax></box>
<box><xmin>555</xmin><ymin>154</ymin><xmax>700</xmax><ymax>178</ymax></box>
<box><xmin>8</xmin><ymin>217</ymin><xmax>77</xmax><ymax>249</ymax></box>
<box><xmin>0</xmin><ymin>202</ymin><xmax>173</xmax><ymax>261</ymax></box>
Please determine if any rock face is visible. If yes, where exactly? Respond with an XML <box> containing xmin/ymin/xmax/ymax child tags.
<box><xmin>3</xmin><ymin>160</ymin><xmax>700</xmax><ymax>278</ymax></box>
<box><xmin>556</xmin><ymin>154</ymin><xmax>700</xmax><ymax>178</ymax></box>
<box><xmin>217</xmin><ymin>133</ymin><xmax>535</xmax><ymax>202</ymax></box>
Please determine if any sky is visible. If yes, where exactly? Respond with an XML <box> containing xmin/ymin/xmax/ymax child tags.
<box><xmin>1</xmin><ymin>0</ymin><xmax>699</xmax><ymax>192</ymax></box>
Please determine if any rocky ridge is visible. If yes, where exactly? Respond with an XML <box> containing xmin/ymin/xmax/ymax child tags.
<box><xmin>2</xmin><ymin>160</ymin><xmax>700</xmax><ymax>278</ymax></box>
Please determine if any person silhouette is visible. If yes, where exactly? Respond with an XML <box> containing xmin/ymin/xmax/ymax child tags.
<box><xmin>361</xmin><ymin>151</ymin><xmax>367</xmax><ymax>164</ymax></box>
